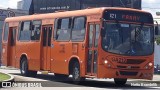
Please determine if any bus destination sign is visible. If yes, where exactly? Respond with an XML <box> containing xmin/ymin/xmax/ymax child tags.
<box><xmin>103</xmin><ymin>10</ymin><xmax>153</xmax><ymax>24</ymax></box>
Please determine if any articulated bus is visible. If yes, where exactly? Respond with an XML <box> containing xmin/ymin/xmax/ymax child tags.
<box><xmin>1</xmin><ymin>7</ymin><xmax>154</xmax><ymax>85</ymax></box>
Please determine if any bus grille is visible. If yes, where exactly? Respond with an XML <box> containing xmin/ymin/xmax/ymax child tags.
<box><xmin>117</xmin><ymin>66</ymin><xmax>140</xmax><ymax>69</ymax></box>
<box><xmin>120</xmin><ymin>71</ymin><xmax>138</xmax><ymax>76</ymax></box>
<box><xmin>126</xmin><ymin>59</ymin><xmax>145</xmax><ymax>64</ymax></box>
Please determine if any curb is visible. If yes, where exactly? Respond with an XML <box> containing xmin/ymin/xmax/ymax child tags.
<box><xmin>0</xmin><ymin>66</ymin><xmax>18</xmax><ymax>70</ymax></box>
<box><xmin>0</xmin><ymin>72</ymin><xmax>14</xmax><ymax>88</ymax></box>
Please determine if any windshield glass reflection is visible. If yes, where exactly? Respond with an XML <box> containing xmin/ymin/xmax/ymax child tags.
<box><xmin>102</xmin><ymin>22</ymin><xmax>154</xmax><ymax>56</ymax></box>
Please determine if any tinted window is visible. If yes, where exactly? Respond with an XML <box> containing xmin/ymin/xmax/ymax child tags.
<box><xmin>56</xmin><ymin>18</ymin><xmax>72</xmax><ymax>41</ymax></box>
<box><xmin>72</xmin><ymin>17</ymin><xmax>86</xmax><ymax>41</ymax></box>
<box><xmin>31</xmin><ymin>20</ymin><xmax>41</xmax><ymax>40</ymax></box>
<box><xmin>95</xmin><ymin>25</ymin><xmax>100</xmax><ymax>47</ymax></box>
<box><xmin>3</xmin><ymin>23</ymin><xmax>9</xmax><ymax>41</ymax></box>
<box><xmin>48</xmin><ymin>27</ymin><xmax>52</xmax><ymax>46</ymax></box>
<box><xmin>54</xmin><ymin>19</ymin><xmax>57</xmax><ymax>39</ymax></box>
<box><xmin>43</xmin><ymin>27</ymin><xmax>47</xmax><ymax>46</ymax></box>
<box><xmin>10</xmin><ymin>28</ymin><xmax>16</xmax><ymax>46</ymax></box>
<box><xmin>19</xmin><ymin>21</ymin><xmax>31</xmax><ymax>41</ymax></box>
<box><xmin>89</xmin><ymin>25</ymin><xmax>94</xmax><ymax>48</ymax></box>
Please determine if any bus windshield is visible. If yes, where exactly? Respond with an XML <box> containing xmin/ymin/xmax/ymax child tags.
<box><xmin>102</xmin><ymin>22</ymin><xmax>154</xmax><ymax>56</ymax></box>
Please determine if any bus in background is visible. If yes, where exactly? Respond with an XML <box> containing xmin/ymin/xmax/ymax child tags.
<box><xmin>154</xmin><ymin>16</ymin><xmax>160</xmax><ymax>74</ymax></box>
<box><xmin>1</xmin><ymin>7</ymin><xmax>154</xmax><ymax>85</ymax></box>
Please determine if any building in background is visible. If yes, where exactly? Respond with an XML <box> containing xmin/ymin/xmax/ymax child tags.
<box><xmin>17</xmin><ymin>1</ymin><xmax>23</xmax><ymax>9</ymax></box>
<box><xmin>22</xmin><ymin>0</ymin><xmax>32</xmax><ymax>10</ymax></box>
<box><xmin>17</xmin><ymin>0</ymin><xmax>32</xmax><ymax>11</ymax></box>
<box><xmin>29</xmin><ymin>0</ymin><xmax>141</xmax><ymax>14</ymax></box>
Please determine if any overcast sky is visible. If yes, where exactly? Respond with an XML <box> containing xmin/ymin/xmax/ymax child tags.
<box><xmin>0</xmin><ymin>0</ymin><xmax>21</xmax><ymax>9</ymax></box>
<box><xmin>0</xmin><ymin>0</ymin><xmax>159</xmax><ymax>17</ymax></box>
<box><xmin>142</xmin><ymin>0</ymin><xmax>160</xmax><ymax>17</ymax></box>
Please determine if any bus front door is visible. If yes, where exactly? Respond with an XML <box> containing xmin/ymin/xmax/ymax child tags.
<box><xmin>87</xmin><ymin>23</ymin><xmax>100</xmax><ymax>76</ymax></box>
<box><xmin>8</xmin><ymin>27</ymin><xmax>17</xmax><ymax>67</ymax></box>
<box><xmin>41</xmin><ymin>26</ymin><xmax>52</xmax><ymax>70</ymax></box>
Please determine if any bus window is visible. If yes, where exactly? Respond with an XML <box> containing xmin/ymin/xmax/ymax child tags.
<box><xmin>10</xmin><ymin>28</ymin><xmax>16</xmax><ymax>46</ymax></box>
<box><xmin>19</xmin><ymin>21</ymin><xmax>32</xmax><ymax>41</ymax></box>
<box><xmin>56</xmin><ymin>18</ymin><xmax>72</xmax><ymax>41</ymax></box>
<box><xmin>71</xmin><ymin>17</ymin><xmax>86</xmax><ymax>41</ymax></box>
<box><xmin>89</xmin><ymin>25</ymin><xmax>94</xmax><ymax>48</ymax></box>
<box><xmin>95</xmin><ymin>24</ymin><xmax>100</xmax><ymax>47</ymax></box>
<box><xmin>54</xmin><ymin>19</ymin><xmax>57</xmax><ymax>40</ymax></box>
<box><xmin>31</xmin><ymin>20</ymin><xmax>41</xmax><ymax>40</ymax></box>
<box><xmin>3</xmin><ymin>23</ymin><xmax>9</xmax><ymax>41</ymax></box>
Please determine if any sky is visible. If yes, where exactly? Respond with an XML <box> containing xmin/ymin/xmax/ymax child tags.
<box><xmin>142</xmin><ymin>0</ymin><xmax>160</xmax><ymax>17</ymax></box>
<box><xmin>0</xmin><ymin>0</ymin><xmax>159</xmax><ymax>17</ymax></box>
<box><xmin>0</xmin><ymin>0</ymin><xmax>21</xmax><ymax>9</ymax></box>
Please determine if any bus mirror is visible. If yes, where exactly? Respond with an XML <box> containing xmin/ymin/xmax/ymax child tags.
<box><xmin>155</xmin><ymin>26</ymin><xmax>159</xmax><ymax>35</ymax></box>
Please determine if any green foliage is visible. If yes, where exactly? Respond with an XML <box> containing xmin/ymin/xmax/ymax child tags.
<box><xmin>156</xmin><ymin>37</ymin><xmax>160</xmax><ymax>45</ymax></box>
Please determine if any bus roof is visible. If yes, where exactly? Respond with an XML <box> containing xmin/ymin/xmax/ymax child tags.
<box><xmin>5</xmin><ymin>7</ymin><xmax>151</xmax><ymax>22</ymax></box>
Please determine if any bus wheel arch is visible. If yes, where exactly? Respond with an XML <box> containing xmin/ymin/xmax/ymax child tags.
<box><xmin>20</xmin><ymin>54</ymin><xmax>28</xmax><ymax>65</ymax></box>
<box><xmin>68</xmin><ymin>57</ymin><xmax>85</xmax><ymax>83</ymax></box>
<box><xmin>69</xmin><ymin>57</ymin><xmax>80</xmax><ymax>75</ymax></box>
<box><xmin>20</xmin><ymin>54</ymin><xmax>37</xmax><ymax>77</ymax></box>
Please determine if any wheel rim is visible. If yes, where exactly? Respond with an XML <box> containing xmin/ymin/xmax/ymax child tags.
<box><xmin>74</xmin><ymin>67</ymin><xmax>79</xmax><ymax>80</ymax></box>
<box><xmin>21</xmin><ymin>61</ymin><xmax>26</xmax><ymax>74</ymax></box>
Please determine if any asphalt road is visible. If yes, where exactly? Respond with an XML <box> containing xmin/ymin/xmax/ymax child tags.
<box><xmin>0</xmin><ymin>67</ymin><xmax>160</xmax><ymax>90</ymax></box>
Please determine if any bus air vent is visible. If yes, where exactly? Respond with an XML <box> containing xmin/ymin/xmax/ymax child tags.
<box><xmin>126</xmin><ymin>59</ymin><xmax>145</xmax><ymax>64</ymax></box>
<box><xmin>117</xmin><ymin>66</ymin><xmax>140</xmax><ymax>69</ymax></box>
<box><xmin>120</xmin><ymin>71</ymin><xmax>138</xmax><ymax>76</ymax></box>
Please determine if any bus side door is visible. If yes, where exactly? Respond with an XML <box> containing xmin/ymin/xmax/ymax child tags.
<box><xmin>8</xmin><ymin>27</ymin><xmax>17</xmax><ymax>67</ymax></box>
<box><xmin>87</xmin><ymin>23</ymin><xmax>100</xmax><ymax>76</ymax></box>
<box><xmin>2</xmin><ymin>23</ymin><xmax>9</xmax><ymax>66</ymax></box>
<box><xmin>41</xmin><ymin>25</ymin><xmax>52</xmax><ymax>70</ymax></box>
<box><xmin>2</xmin><ymin>26</ymin><xmax>17</xmax><ymax>67</ymax></box>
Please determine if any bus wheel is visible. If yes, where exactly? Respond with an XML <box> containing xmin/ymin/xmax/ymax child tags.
<box><xmin>20</xmin><ymin>58</ymin><xmax>29</xmax><ymax>76</ymax></box>
<box><xmin>72</xmin><ymin>61</ymin><xmax>85</xmax><ymax>84</ymax></box>
<box><xmin>114</xmin><ymin>78</ymin><xmax>127</xmax><ymax>85</ymax></box>
<box><xmin>20</xmin><ymin>58</ymin><xmax>37</xmax><ymax>77</ymax></box>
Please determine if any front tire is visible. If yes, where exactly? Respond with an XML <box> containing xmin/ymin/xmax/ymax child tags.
<box><xmin>20</xmin><ymin>58</ymin><xmax>29</xmax><ymax>76</ymax></box>
<box><xmin>20</xmin><ymin>58</ymin><xmax>37</xmax><ymax>77</ymax></box>
<box><xmin>72</xmin><ymin>61</ymin><xmax>85</xmax><ymax>84</ymax></box>
<box><xmin>114</xmin><ymin>78</ymin><xmax>127</xmax><ymax>85</ymax></box>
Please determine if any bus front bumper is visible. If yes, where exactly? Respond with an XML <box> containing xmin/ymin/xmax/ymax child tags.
<box><xmin>98</xmin><ymin>65</ymin><xmax>153</xmax><ymax>80</ymax></box>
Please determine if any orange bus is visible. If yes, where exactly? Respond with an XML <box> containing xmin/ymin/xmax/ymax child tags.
<box><xmin>1</xmin><ymin>7</ymin><xmax>154</xmax><ymax>85</ymax></box>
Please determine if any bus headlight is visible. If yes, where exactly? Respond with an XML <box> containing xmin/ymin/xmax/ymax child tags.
<box><xmin>104</xmin><ymin>60</ymin><xmax>108</xmax><ymax>64</ymax></box>
<box><xmin>144</xmin><ymin>62</ymin><xmax>153</xmax><ymax>69</ymax></box>
<box><xmin>104</xmin><ymin>60</ymin><xmax>112</xmax><ymax>68</ymax></box>
<box><xmin>148</xmin><ymin>62</ymin><xmax>153</xmax><ymax>67</ymax></box>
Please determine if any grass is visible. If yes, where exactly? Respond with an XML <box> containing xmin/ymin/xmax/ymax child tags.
<box><xmin>0</xmin><ymin>72</ymin><xmax>11</xmax><ymax>81</ymax></box>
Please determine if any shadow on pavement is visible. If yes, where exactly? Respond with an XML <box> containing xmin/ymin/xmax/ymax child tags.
<box><xmin>10</xmin><ymin>73</ymin><xmax>158</xmax><ymax>89</ymax></box>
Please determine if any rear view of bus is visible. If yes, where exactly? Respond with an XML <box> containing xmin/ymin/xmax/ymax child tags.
<box><xmin>98</xmin><ymin>9</ymin><xmax>154</xmax><ymax>84</ymax></box>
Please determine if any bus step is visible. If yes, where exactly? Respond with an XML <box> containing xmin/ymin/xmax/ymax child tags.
<box><xmin>85</xmin><ymin>75</ymin><xmax>96</xmax><ymax>78</ymax></box>
<box><xmin>41</xmin><ymin>71</ymin><xmax>49</xmax><ymax>74</ymax></box>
